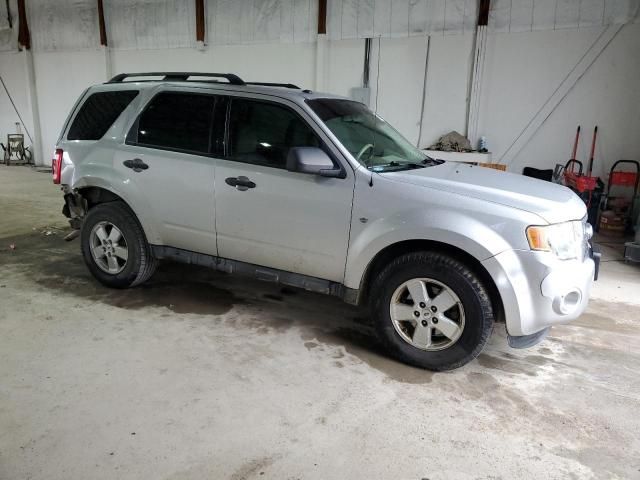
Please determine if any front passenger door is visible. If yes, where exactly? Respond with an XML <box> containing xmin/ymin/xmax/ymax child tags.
<box><xmin>213</xmin><ymin>97</ymin><xmax>355</xmax><ymax>283</ymax></box>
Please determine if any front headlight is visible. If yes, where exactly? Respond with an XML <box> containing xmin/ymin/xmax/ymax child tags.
<box><xmin>526</xmin><ymin>221</ymin><xmax>585</xmax><ymax>260</ymax></box>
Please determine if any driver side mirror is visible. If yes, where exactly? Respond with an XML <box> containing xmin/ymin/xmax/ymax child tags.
<box><xmin>286</xmin><ymin>147</ymin><xmax>344</xmax><ymax>178</ymax></box>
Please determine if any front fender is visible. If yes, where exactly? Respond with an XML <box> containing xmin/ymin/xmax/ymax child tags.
<box><xmin>344</xmin><ymin>208</ymin><xmax>512</xmax><ymax>289</ymax></box>
<box><xmin>343</xmin><ymin>172</ymin><xmax>544</xmax><ymax>290</ymax></box>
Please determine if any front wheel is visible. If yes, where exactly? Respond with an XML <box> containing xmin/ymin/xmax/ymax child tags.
<box><xmin>370</xmin><ymin>251</ymin><xmax>494</xmax><ymax>371</ymax></box>
<box><xmin>81</xmin><ymin>202</ymin><xmax>157</xmax><ymax>288</ymax></box>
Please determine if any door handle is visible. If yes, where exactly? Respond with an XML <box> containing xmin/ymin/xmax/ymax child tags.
<box><xmin>123</xmin><ymin>158</ymin><xmax>149</xmax><ymax>172</ymax></box>
<box><xmin>225</xmin><ymin>176</ymin><xmax>256</xmax><ymax>191</ymax></box>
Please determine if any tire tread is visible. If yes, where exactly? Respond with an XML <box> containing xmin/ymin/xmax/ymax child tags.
<box><xmin>81</xmin><ymin>201</ymin><xmax>157</xmax><ymax>288</ymax></box>
<box><xmin>370</xmin><ymin>250</ymin><xmax>494</xmax><ymax>371</ymax></box>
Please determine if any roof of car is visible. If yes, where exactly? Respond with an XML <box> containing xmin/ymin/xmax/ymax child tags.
<box><xmin>99</xmin><ymin>72</ymin><xmax>348</xmax><ymax>102</ymax></box>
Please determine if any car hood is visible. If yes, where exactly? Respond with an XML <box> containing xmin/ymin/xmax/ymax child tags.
<box><xmin>384</xmin><ymin>162</ymin><xmax>586</xmax><ymax>224</ymax></box>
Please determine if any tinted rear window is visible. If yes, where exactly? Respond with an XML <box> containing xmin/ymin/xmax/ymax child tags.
<box><xmin>136</xmin><ymin>92</ymin><xmax>215</xmax><ymax>153</ymax></box>
<box><xmin>67</xmin><ymin>90</ymin><xmax>138</xmax><ymax>140</ymax></box>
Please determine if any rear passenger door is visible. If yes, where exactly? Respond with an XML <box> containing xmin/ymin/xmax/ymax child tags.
<box><xmin>113</xmin><ymin>89</ymin><xmax>224</xmax><ymax>255</ymax></box>
<box><xmin>213</xmin><ymin>96</ymin><xmax>355</xmax><ymax>283</ymax></box>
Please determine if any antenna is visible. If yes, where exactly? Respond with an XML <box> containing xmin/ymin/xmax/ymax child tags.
<box><xmin>374</xmin><ymin>36</ymin><xmax>381</xmax><ymax>117</ymax></box>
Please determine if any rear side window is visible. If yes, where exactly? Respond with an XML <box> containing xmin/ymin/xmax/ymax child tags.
<box><xmin>67</xmin><ymin>90</ymin><xmax>138</xmax><ymax>140</ymax></box>
<box><xmin>136</xmin><ymin>92</ymin><xmax>215</xmax><ymax>154</ymax></box>
<box><xmin>228</xmin><ymin>99</ymin><xmax>320</xmax><ymax>169</ymax></box>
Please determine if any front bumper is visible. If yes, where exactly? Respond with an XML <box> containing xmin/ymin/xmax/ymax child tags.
<box><xmin>482</xmin><ymin>246</ymin><xmax>596</xmax><ymax>337</ymax></box>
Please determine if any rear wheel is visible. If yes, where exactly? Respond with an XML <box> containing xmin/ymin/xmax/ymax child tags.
<box><xmin>370</xmin><ymin>251</ymin><xmax>494</xmax><ymax>371</ymax></box>
<box><xmin>81</xmin><ymin>202</ymin><xmax>157</xmax><ymax>288</ymax></box>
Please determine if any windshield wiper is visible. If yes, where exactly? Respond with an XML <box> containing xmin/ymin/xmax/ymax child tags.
<box><xmin>370</xmin><ymin>161</ymin><xmax>425</xmax><ymax>172</ymax></box>
<box><xmin>422</xmin><ymin>157</ymin><xmax>445</xmax><ymax>166</ymax></box>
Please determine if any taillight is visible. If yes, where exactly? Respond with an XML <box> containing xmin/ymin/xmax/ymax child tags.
<box><xmin>52</xmin><ymin>149</ymin><xmax>63</xmax><ymax>184</ymax></box>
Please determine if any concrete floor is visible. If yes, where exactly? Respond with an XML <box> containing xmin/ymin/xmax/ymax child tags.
<box><xmin>1</xmin><ymin>165</ymin><xmax>639</xmax><ymax>480</ymax></box>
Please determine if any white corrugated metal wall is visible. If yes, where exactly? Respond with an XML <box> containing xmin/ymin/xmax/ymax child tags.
<box><xmin>0</xmin><ymin>0</ymin><xmax>638</xmax><ymax>170</ymax></box>
<box><xmin>4</xmin><ymin>0</ymin><xmax>636</xmax><ymax>52</ymax></box>
<box><xmin>326</xmin><ymin>0</ymin><xmax>638</xmax><ymax>39</ymax></box>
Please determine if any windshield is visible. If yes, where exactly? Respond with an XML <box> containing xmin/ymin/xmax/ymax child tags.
<box><xmin>307</xmin><ymin>98</ymin><xmax>441</xmax><ymax>172</ymax></box>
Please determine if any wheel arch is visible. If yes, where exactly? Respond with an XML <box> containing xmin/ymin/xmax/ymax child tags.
<box><xmin>77</xmin><ymin>185</ymin><xmax>125</xmax><ymax>208</ymax></box>
<box><xmin>354</xmin><ymin>239</ymin><xmax>505</xmax><ymax>324</ymax></box>
<box><xmin>73</xmin><ymin>184</ymin><xmax>160</xmax><ymax>245</ymax></box>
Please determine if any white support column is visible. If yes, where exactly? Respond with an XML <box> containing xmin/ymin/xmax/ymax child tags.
<box><xmin>23</xmin><ymin>49</ymin><xmax>43</xmax><ymax>166</ymax></box>
<box><xmin>315</xmin><ymin>33</ymin><xmax>328</xmax><ymax>91</ymax></box>
<box><xmin>102</xmin><ymin>45</ymin><xmax>112</xmax><ymax>80</ymax></box>
<box><xmin>466</xmin><ymin>25</ymin><xmax>487</xmax><ymax>150</ymax></box>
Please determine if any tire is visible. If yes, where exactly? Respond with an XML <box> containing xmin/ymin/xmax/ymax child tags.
<box><xmin>80</xmin><ymin>202</ymin><xmax>157</xmax><ymax>289</ymax></box>
<box><xmin>370</xmin><ymin>251</ymin><xmax>494</xmax><ymax>371</ymax></box>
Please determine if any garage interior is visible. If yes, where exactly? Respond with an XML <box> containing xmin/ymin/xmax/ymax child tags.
<box><xmin>1</xmin><ymin>0</ymin><xmax>640</xmax><ymax>479</ymax></box>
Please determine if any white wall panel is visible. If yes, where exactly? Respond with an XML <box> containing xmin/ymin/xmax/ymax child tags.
<box><xmin>605</xmin><ymin>0</ymin><xmax>639</xmax><ymax>24</ymax></box>
<box><xmin>444</xmin><ymin>0</ymin><xmax>466</xmax><ymax>34</ymax></box>
<box><xmin>425</xmin><ymin>0</ymin><xmax>447</xmax><ymax>34</ymax></box>
<box><xmin>476</xmin><ymin>24</ymin><xmax>640</xmax><ymax>173</ymax></box>
<box><xmin>463</xmin><ymin>0</ymin><xmax>479</xmax><ymax>32</ymax></box>
<box><xmin>327</xmin><ymin>0</ymin><xmax>343</xmax><ymax>38</ymax></box>
<box><xmin>106</xmin><ymin>0</ymin><xmax>195</xmax><ymax>50</ymax></box>
<box><xmin>279</xmin><ymin>0</ymin><xmax>295</xmax><ymax>42</ymax></box>
<box><xmin>0</xmin><ymin>0</ymin><xmax>16</xmax><ymax>52</ymax></box>
<box><xmin>0</xmin><ymin>0</ymin><xmax>9</xmax><ymax>30</ymax></box>
<box><xmin>419</xmin><ymin>33</ymin><xmax>475</xmax><ymax>147</ymax></box>
<box><xmin>390</xmin><ymin>0</ymin><xmax>409</xmax><ymax>38</ymax></box>
<box><xmin>372</xmin><ymin>0</ymin><xmax>391</xmax><ymax>37</ymax></box>
<box><xmin>408</xmin><ymin>0</ymin><xmax>429</xmax><ymax>36</ymax></box>
<box><xmin>324</xmin><ymin>38</ymin><xmax>363</xmax><ymax>95</ymax></box>
<box><xmin>110</xmin><ymin>43</ymin><xmax>317</xmax><ymax>87</ymax></box>
<box><xmin>293</xmin><ymin>0</ymin><xmax>316</xmax><ymax>42</ymax></box>
<box><xmin>495</xmin><ymin>0</ymin><xmax>637</xmax><ymax>33</ymax></box>
<box><xmin>254</xmin><ymin>0</ymin><xmax>282</xmax><ymax>43</ymax></box>
<box><xmin>555</xmin><ymin>0</ymin><xmax>581</xmax><ymax>29</ymax></box>
<box><xmin>579</xmin><ymin>0</ymin><xmax>606</xmax><ymax>27</ymax></box>
<box><xmin>370</xmin><ymin>36</ymin><xmax>429</xmax><ymax>145</ymax></box>
<box><xmin>510</xmin><ymin>0</ymin><xmax>534</xmax><ymax>32</ymax></box>
<box><xmin>328</xmin><ymin>0</ymin><xmax>474</xmax><ymax>38</ymax></box>
<box><xmin>33</xmin><ymin>49</ymin><xmax>107</xmax><ymax>162</ymax></box>
<box><xmin>0</xmin><ymin>51</ymin><xmax>32</xmax><ymax>145</ymax></box>
<box><xmin>532</xmin><ymin>0</ymin><xmax>558</xmax><ymax>30</ymax></box>
<box><xmin>341</xmin><ymin>0</ymin><xmax>359</xmax><ymax>39</ymax></box>
<box><xmin>207</xmin><ymin>0</ymin><xmax>316</xmax><ymax>45</ymax></box>
<box><xmin>357</xmin><ymin>0</ymin><xmax>375</xmax><ymax>37</ymax></box>
<box><xmin>29</xmin><ymin>0</ymin><xmax>99</xmax><ymax>51</ymax></box>
<box><xmin>489</xmin><ymin>0</ymin><xmax>512</xmax><ymax>33</ymax></box>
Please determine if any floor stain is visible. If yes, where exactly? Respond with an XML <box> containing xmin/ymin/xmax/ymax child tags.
<box><xmin>229</xmin><ymin>455</ymin><xmax>277</xmax><ymax>480</ymax></box>
<box><xmin>4</xmin><ymin>232</ymin><xmax>237</xmax><ymax>315</ymax></box>
<box><xmin>304</xmin><ymin>341</ymin><xmax>319</xmax><ymax>350</ymax></box>
<box><xmin>303</xmin><ymin>327</ymin><xmax>435</xmax><ymax>384</ymax></box>
<box><xmin>263</xmin><ymin>293</ymin><xmax>284</xmax><ymax>302</ymax></box>
<box><xmin>476</xmin><ymin>354</ymin><xmax>537</xmax><ymax>377</ymax></box>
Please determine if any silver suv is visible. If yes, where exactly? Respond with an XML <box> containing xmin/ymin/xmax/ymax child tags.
<box><xmin>53</xmin><ymin>72</ymin><xmax>599</xmax><ymax>371</ymax></box>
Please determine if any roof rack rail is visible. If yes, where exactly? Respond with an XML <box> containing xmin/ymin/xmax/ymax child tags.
<box><xmin>245</xmin><ymin>82</ymin><xmax>300</xmax><ymax>89</ymax></box>
<box><xmin>107</xmin><ymin>72</ymin><xmax>245</xmax><ymax>85</ymax></box>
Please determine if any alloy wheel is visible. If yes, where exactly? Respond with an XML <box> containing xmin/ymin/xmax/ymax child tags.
<box><xmin>89</xmin><ymin>221</ymin><xmax>129</xmax><ymax>275</ymax></box>
<box><xmin>389</xmin><ymin>277</ymin><xmax>465</xmax><ymax>351</ymax></box>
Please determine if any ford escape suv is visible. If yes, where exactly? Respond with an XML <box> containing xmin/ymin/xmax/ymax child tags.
<box><xmin>53</xmin><ymin>72</ymin><xmax>599</xmax><ymax>371</ymax></box>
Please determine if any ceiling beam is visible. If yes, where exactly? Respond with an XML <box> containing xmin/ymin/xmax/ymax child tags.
<box><xmin>195</xmin><ymin>0</ymin><xmax>205</xmax><ymax>43</ymax></box>
<box><xmin>17</xmin><ymin>0</ymin><xmax>30</xmax><ymax>50</ymax></box>
<box><xmin>317</xmin><ymin>0</ymin><xmax>327</xmax><ymax>34</ymax></box>
<box><xmin>97</xmin><ymin>0</ymin><xmax>107</xmax><ymax>46</ymax></box>
<box><xmin>478</xmin><ymin>0</ymin><xmax>490</xmax><ymax>27</ymax></box>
